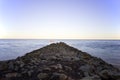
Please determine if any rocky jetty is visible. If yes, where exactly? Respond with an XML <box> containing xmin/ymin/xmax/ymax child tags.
<box><xmin>0</xmin><ymin>42</ymin><xmax>120</xmax><ymax>80</ymax></box>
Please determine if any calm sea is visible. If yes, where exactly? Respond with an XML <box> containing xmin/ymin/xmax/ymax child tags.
<box><xmin>0</xmin><ymin>39</ymin><xmax>120</xmax><ymax>68</ymax></box>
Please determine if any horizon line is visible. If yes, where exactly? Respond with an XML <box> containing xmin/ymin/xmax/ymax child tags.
<box><xmin>0</xmin><ymin>38</ymin><xmax>120</xmax><ymax>40</ymax></box>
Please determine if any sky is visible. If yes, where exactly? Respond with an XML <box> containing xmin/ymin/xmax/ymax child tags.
<box><xmin>0</xmin><ymin>0</ymin><xmax>120</xmax><ymax>39</ymax></box>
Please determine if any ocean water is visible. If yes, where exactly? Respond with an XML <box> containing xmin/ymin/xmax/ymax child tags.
<box><xmin>0</xmin><ymin>39</ymin><xmax>120</xmax><ymax>67</ymax></box>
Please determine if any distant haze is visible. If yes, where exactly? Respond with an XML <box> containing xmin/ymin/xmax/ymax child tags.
<box><xmin>0</xmin><ymin>0</ymin><xmax>120</xmax><ymax>39</ymax></box>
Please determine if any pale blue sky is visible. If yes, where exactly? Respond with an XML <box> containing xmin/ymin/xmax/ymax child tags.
<box><xmin>0</xmin><ymin>0</ymin><xmax>120</xmax><ymax>39</ymax></box>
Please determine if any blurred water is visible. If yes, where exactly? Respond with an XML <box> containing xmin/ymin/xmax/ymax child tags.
<box><xmin>0</xmin><ymin>39</ymin><xmax>120</xmax><ymax>67</ymax></box>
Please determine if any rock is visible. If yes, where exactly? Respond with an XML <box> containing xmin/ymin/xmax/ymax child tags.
<box><xmin>5</xmin><ymin>72</ymin><xmax>18</xmax><ymax>78</ymax></box>
<box><xmin>8</xmin><ymin>62</ymin><xmax>14</xmax><ymax>70</ymax></box>
<box><xmin>57</xmin><ymin>64</ymin><xmax>63</xmax><ymax>69</ymax></box>
<box><xmin>67</xmin><ymin>77</ymin><xmax>74</xmax><ymax>80</ymax></box>
<box><xmin>80</xmin><ymin>75</ymin><xmax>101</xmax><ymax>80</ymax></box>
<box><xmin>99</xmin><ymin>70</ymin><xmax>120</xmax><ymax>80</ymax></box>
<box><xmin>79</xmin><ymin>64</ymin><xmax>94</xmax><ymax>76</ymax></box>
<box><xmin>48</xmin><ymin>56</ymin><xmax>57</xmax><ymax>60</ymax></box>
<box><xmin>55</xmin><ymin>53</ymin><xmax>60</xmax><ymax>57</ymax></box>
<box><xmin>59</xmin><ymin>74</ymin><xmax>68</xmax><ymax>80</ymax></box>
<box><xmin>64</xmin><ymin>66</ymin><xmax>72</xmax><ymax>71</ymax></box>
<box><xmin>37</xmin><ymin>73</ymin><xmax>48</xmax><ymax>79</ymax></box>
<box><xmin>51</xmin><ymin>73</ymin><xmax>67</xmax><ymax>80</ymax></box>
<box><xmin>62</xmin><ymin>57</ymin><xmax>72</xmax><ymax>61</ymax></box>
<box><xmin>28</xmin><ymin>70</ymin><xmax>33</xmax><ymax>76</ymax></box>
<box><xmin>112</xmin><ymin>73</ymin><xmax>120</xmax><ymax>80</ymax></box>
<box><xmin>71</xmin><ymin>57</ymin><xmax>80</xmax><ymax>61</ymax></box>
<box><xmin>14</xmin><ymin>66</ymin><xmax>19</xmax><ymax>71</ymax></box>
<box><xmin>43</xmin><ymin>67</ymin><xmax>51</xmax><ymax>71</ymax></box>
<box><xmin>21</xmin><ymin>68</ymin><xmax>28</xmax><ymax>74</ymax></box>
<box><xmin>99</xmin><ymin>70</ymin><xmax>110</xmax><ymax>79</ymax></box>
<box><xmin>20</xmin><ymin>63</ymin><xmax>25</xmax><ymax>68</ymax></box>
<box><xmin>15</xmin><ymin>61</ymin><xmax>21</xmax><ymax>64</ymax></box>
<box><xmin>0</xmin><ymin>62</ymin><xmax>8</xmax><ymax>71</ymax></box>
<box><xmin>50</xmin><ymin>64</ymin><xmax>62</xmax><ymax>70</ymax></box>
<box><xmin>0</xmin><ymin>78</ymin><xmax>10</xmax><ymax>80</ymax></box>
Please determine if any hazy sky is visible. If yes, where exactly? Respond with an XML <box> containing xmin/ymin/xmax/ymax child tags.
<box><xmin>0</xmin><ymin>0</ymin><xmax>120</xmax><ymax>39</ymax></box>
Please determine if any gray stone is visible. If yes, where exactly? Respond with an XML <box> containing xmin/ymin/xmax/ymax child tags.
<box><xmin>20</xmin><ymin>63</ymin><xmax>25</xmax><ymax>68</ymax></box>
<box><xmin>99</xmin><ymin>70</ymin><xmax>110</xmax><ymax>79</ymax></box>
<box><xmin>48</xmin><ymin>56</ymin><xmax>57</xmax><ymax>60</ymax></box>
<box><xmin>79</xmin><ymin>64</ymin><xmax>94</xmax><ymax>76</ymax></box>
<box><xmin>51</xmin><ymin>73</ymin><xmax>67</xmax><ymax>80</ymax></box>
<box><xmin>43</xmin><ymin>67</ymin><xmax>51</xmax><ymax>71</ymax></box>
<box><xmin>80</xmin><ymin>75</ymin><xmax>101</xmax><ymax>80</ymax></box>
<box><xmin>99</xmin><ymin>70</ymin><xmax>120</xmax><ymax>80</ymax></box>
<box><xmin>37</xmin><ymin>73</ymin><xmax>48</xmax><ymax>79</ymax></box>
<box><xmin>57</xmin><ymin>64</ymin><xmax>62</xmax><ymax>69</ymax></box>
<box><xmin>64</xmin><ymin>66</ymin><xmax>72</xmax><ymax>71</ymax></box>
<box><xmin>8</xmin><ymin>62</ymin><xmax>14</xmax><ymax>70</ymax></box>
<box><xmin>62</xmin><ymin>57</ymin><xmax>71</xmax><ymax>61</ymax></box>
<box><xmin>59</xmin><ymin>74</ymin><xmax>68</xmax><ymax>80</ymax></box>
<box><xmin>28</xmin><ymin>70</ymin><xmax>33</xmax><ymax>76</ymax></box>
<box><xmin>50</xmin><ymin>64</ymin><xmax>62</xmax><ymax>69</ymax></box>
<box><xmin>14</xmin><ymin>66</ymin><xmax>19</xmax><ymax>71</ymax></box>
<box><xmin>71</xmin><ymin>57</ymin><xmax>80</xmax><ymax>61</ymax></box>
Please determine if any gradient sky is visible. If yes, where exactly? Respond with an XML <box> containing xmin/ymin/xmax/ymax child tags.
<box><xmin>0</xmin><ymin>0</ymin><xmax>120</xmax><ymax>39</ymax></box>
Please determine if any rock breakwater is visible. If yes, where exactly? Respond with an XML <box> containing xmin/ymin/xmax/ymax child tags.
<box><xmin>0</xmin><ymin>42</ymin><xmax>120</xmax><ymax>80</ymax></box>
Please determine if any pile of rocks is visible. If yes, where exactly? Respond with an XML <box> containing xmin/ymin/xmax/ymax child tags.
<box><xmin>0</xmin><ymin>42</ymin><xmax>120</xmax><ymax>80</ymax></box>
